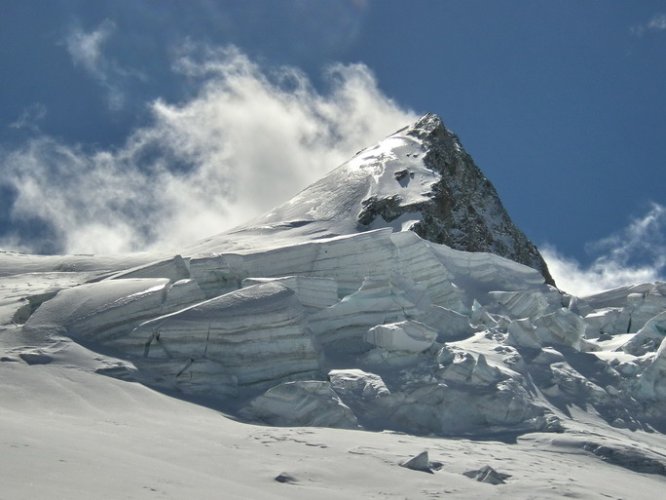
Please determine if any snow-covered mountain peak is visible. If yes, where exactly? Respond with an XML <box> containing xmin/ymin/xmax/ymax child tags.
<box><xmin>404</xmin><ymin>111</ymin><xmax>452</xmax><ymax>139</ymax></box>
<box><xmin>5</xmin><ymin>113</ymin><xmax>666</xmax><ymax>497</ymax></box>
<box><xmin>191</xmin><ymin>113</ymin><xmax>554</xmax><ymax>285</ymax></box>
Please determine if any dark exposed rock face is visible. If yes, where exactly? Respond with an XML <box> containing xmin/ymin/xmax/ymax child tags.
<box><xmin>358</xmin><ymin>113</ymin><xmax>555</xmax><ymax>286</ymax></box>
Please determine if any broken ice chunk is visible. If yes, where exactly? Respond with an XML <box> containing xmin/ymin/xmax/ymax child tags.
<box><xmin>364</xmin><ymin>320</ymin><xmax>437</xmax><ymax>353</ymax></box>
<box><xmin>241</xmin><ymin>380</ymin><xmax>359</xmax><ymax>429</ymax></box>
<box><xmin>401</xmin><ymin>451</ymin><xmax>442</xmax><ymax>473</ymax></box>
<box><xmin>463</xmin><ymin>465</ymin><xmax>511</xmax><ymax>484</ymax></box>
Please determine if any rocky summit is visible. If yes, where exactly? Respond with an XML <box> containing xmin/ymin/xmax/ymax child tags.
<box><xmin>394</xmin><ymin>114</ymin><xmax>554</xmax><ymax>286</ymax></box>
<box><xmin>191</xmin><ymin>113</ymin><xmax>554</xmax><ymax>286</ymax></box>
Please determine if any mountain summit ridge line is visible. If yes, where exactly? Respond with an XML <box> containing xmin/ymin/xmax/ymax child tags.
<box><xmin>195</xmin><ymin>113</ymin><xmax>554</xmax><ymax>286</ymax></box>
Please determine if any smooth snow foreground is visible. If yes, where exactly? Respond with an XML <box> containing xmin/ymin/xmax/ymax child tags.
<box><xmin>3</xmin><ymin>114</ymin><xmax>666</xmax><ymax>498</ymax></box>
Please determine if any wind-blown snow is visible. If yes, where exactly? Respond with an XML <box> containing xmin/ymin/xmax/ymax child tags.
<box><xmin>0</xmin><ymin>47</ymin><xmax>414</xmax><ymax>254</ymax></box>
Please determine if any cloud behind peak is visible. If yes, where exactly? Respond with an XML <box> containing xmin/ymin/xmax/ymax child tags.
<box><xmin>542</xmin><ymin>203</ymin><xmax>666</xmax><ymax>296</ymax></box>
<box><xmin>0</xmin><ymin>46</ymin><xmax>414</xmax><ymax>254</ymax></box>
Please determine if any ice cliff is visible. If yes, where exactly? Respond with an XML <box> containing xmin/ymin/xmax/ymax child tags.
<box><xmin>14</xmin><ymin>114</ymin><xmax>666</xmax><ymax>439</ymax></box>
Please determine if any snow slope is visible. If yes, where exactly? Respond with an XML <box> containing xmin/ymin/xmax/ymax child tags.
<box><xmin>2</xmin><ymin>114</ymin><xmax>666</xmax><ymax>498</ymax></box>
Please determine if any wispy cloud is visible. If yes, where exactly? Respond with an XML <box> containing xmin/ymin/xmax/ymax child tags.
<box><xmin>0</xmin><ymin>46</ymin><xmax>414</xmax><ymax>254</ymax></box>
<box><xmin>8</xmin><ymin>103</ymin><xmax>47</xmax><ymax>132</ymax></box>
<box><xmin>542</xmin><ymin>203</ymin><xmax>666</xmax><ymax>297</ymax></box>
<box><xmin>648</xmin><ymin>14</ymin><xmax>666</xmax><ymax>31</ymax></box>
<box><xmin>65</xmin><ymin>20</ymin><xmax>143</xmax><ymax>110</ymax></box>
<box><xmin>631</xmin><ymin>13</ymin><xmax>666</xmax><ymax>36</ymax></box>
<box><xmin>66</xmin><ymin>20</ymin><xmax>115</xmax><ymax>77</ymax></box>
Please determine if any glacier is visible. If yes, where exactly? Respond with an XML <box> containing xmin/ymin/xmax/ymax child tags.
<box><xmin>2</xmin><ymin>113</ymin><xmax>666</xmax><ymax>497</ymax></box>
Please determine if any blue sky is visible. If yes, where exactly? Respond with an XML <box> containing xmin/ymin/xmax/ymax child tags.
<box><xmin>1</xmin><ymin>0</ymin><xmax>665</xmax><ymax>294</ymax></box>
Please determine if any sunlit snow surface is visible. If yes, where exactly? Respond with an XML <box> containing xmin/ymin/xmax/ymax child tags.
<box><xmin>3</xmin><ymin>117</ymin><xmax>666</xmax><ymax>497</ymax></box>
<box><xmin>186</xmin><ymin>126</ymin><xmax>437</xmax><ymax>254</ymax></box>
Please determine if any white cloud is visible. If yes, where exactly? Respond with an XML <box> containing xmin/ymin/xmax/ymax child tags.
<box><xmin>64</xmin><ymin>20</ymin><xmax>143</xmax><ymax>111</ymax></box>
<box><xmin>648</xmin><ymin>14</ymin><xmax>666</xmax><ymax>31</ymax></box>
<box><xmin>0</xmin><ymin>46</ymin><xmax>414</xmax><ymax>254</ymax></box>
<box><xmin>542</xmin><ymin>203</ymin><xmax>666</xmax><ymax>297</ymax></box>
<box><xmin>65</xmin><ymin>20</ymin><xmax>115</xmax><ymax>78</ymax></box>
<box><xmin>631</xmin><ymin>13</ymin><xmax>666</xmax><ymax>36</ymax></box>
<box><xmin>8</xmin><ymin>103</ymin><xmax>47</xmax><ymax>131</ymax></box>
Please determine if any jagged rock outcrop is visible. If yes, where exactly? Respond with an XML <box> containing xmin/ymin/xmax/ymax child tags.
<box><xmin>357</xmin><ymin>114</ymin><xmax>554</xmax><ymax>285</ymax></box>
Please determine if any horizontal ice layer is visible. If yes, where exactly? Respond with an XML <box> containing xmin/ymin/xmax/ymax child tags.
<box><xmin>19</xmin><ymin>226</ymin><xmax>665</xmax><ymax>437</ymax></box>
<box><xmin>187</xmin><ymin>227</ymin><xmax>544</xmax><ymax>314</ymax></box>
<box><xmin>0</xmin><ymin>251</ymin><xmax>159</xmax><ymax>278</ymax></box>
<box><xmin>488</xmin><ymin>288</ymin><xmax>563</xmax><ymax>319</ymax></box>
<box><xmin>365</xmin><ymin>320</ymin><xmax>437</xmax><ymax>353</ymax></box>
<box><xmin>429</xmin><ymin>242</ymin><xmax>546</xmax><ymax>297</ymax></box>
<box><xmin>102</xmin><ymin>255</ymin><xmax>190</xmax><ymax>282</ymax></box>
<box><xmin>131</xmin><ymin>282</ymin><xmax>320</xmax><ymax>389</ymax></box>
<box><xmin>189</xmin><ymin>229</ymin><xmax>396</xmax><ymax>298</ymax></box>
<box><xmin>14</xmin><ymin>242</ymin><xmax>666</xmax><ymax>437</ymax></box>
<box><xmin>578</xmin><ymin>283</ymin><xmax>662</xmax><ymax>310</ymax></box>
<box><xmin>308</xmin><ymin>276</ymin><xmax>423</xmax><ymax>354</ymax></box>
<box><xmin>241</xmin><ymin>276</ymin><xmax>338</xmax><ymax>310</ymax></box>
<box><xmin>23</xmin><ymin>278</ymin><xmax>205</xmax><ymax>342</ymax></box>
